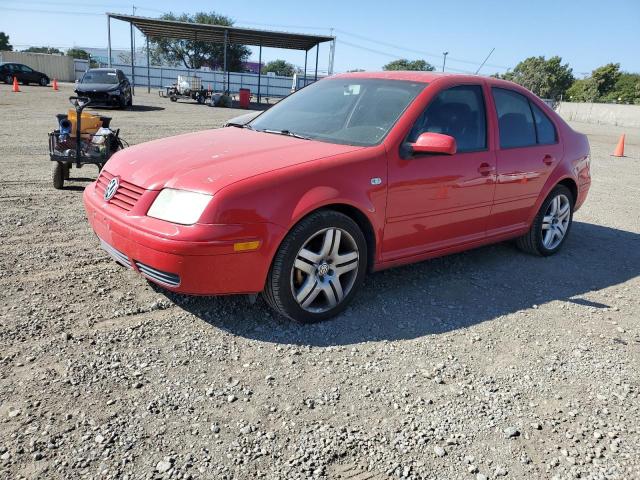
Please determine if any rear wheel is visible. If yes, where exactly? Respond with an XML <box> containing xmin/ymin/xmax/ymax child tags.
<box><xmin>52</xmin><ymin>162</ymin><xmax>64</xmax><ymax>189</ymax></box>
<box><xmin>263</xmin><ymin>210</ymin><xmax>367</xmax><ymax>323</ymax></box>
<box><xmin>4</xmin><ymin>75</ymin><xmax>12</xmax><ymax>84</ymax></box>
<box><xmin>517</xmin><ymin>185</ymin><xmax>574</xmax><ymax>256</ymax></box>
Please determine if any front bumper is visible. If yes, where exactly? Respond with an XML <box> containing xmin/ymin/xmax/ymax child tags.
<box><xmin>76</xmin><ymin>91</ymin><xmax>121</xmax><ymax>106</ymax></box>
<box><xmin>83</xmin><ymin>183</ymin><xmax>286</xmax><ymax>295</ymax></box>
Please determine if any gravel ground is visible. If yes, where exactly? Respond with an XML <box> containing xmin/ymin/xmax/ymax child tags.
<box><xmin>1</xmin><ymin>83</ymin><xmax>639</xmax><ymax>480</ymax></box>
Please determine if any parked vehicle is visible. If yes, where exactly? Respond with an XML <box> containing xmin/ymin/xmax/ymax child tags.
<box><xmin>83</xmin><ymin>72</ymin><xmax>591</xmax><ymax>323</ymax></box>
<box><xmin>1</xmin><ymin>62</ymin><xmax>49</xmax><ymax>86</ymax></box>
<box><xmin>75</xmin><ymin>68</ymin><xmax>132</xmax><ymax>109</ymax></box>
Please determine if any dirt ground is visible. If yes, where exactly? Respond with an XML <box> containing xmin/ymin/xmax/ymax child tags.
<box><xmin>0</xmin><ymin>83</ymin><xmax>639</xmax><ymax>480</ymax></box>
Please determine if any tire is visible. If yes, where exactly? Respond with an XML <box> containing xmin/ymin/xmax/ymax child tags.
<box><xmin>118</xmin><ymin>95</ymin><xmax>127</xmax><ymax>109</ymax></box>
<box><xmin>170</xmin><ymin>96</ymin><xmax>177</xmax><ymax>102</ymax></box>
<box><xmin>516</xmin><ymin>185</ymin><xmax>574</xmax><ymax>256</ymax></box>
<box><xmin>39</xmin><ymin>76</ymin><xmax>49</xmax><ymax>86</ymax></box>
<box><xmin>4</xmin><ymin>75</ymin><xmax>12</xmax><ymax>84</ymax></box>
<box><xmin>63</xmin><ymin>163</ymin><xmax>71</xmax><ymax>180</ymax></box>
<box><xmin>52</xmin><ymin>162</ymin><xmax>64</xmax><ymax>189</ymax></box>
<box><xmin>127</xmin><ymin>95</ymin><xmax>133</xmax><ymax>107</ymax></box>
<box><xmin>263</xmin><ymin>210</ymin><xmax>367</xmax><ymax>323</ymax></box>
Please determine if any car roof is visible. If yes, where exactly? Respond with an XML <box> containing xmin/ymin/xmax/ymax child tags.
<box><xmin>86</xmin><ymin>68</ymin><xmax>117</xmax><ymax>73</ymax></box>
<box><xmin>330</xmin><ymin>71</ymin><xmax>483</xmax><ymax>84</ymax></box>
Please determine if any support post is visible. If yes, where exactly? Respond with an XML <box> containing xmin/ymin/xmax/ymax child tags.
<box><xmin>107</xmin><ymin>15</ymin><xmax>112</xmax><ymax>68</ymax></box>
<box><xmin>314</xmin><ymin>43</ymin><xmax>319</xmax><ymax>81</ymax></box>
<box><xmin>223</xmin><ymin>29</ymin><xmax>228</xmax><ymax>93</ymax></box>
<box><xmin>328</xmin><ymin>37</ymin><xmax>336</xmax><ymax>75</ymax></box>
<box><xmin>257</xmin><ymin>43</ymin><xmax>262</xmax><ymax>103</ymax></box>
<box><xmin>303</xmin><ymin>49</ymin><xmax>308</xmax><ymax>89</ymax></box>
<box><xmin>130</xmin><ymin>22</ymin><xmax>135</xmax><ymax>95</ymax></box>
<box><xmin>146</xmin><ymin>36</ymin><xmax>150</xmax><ymax>93</ymax></box>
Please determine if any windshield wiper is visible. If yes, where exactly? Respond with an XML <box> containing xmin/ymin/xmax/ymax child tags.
<box><xmin>258</xmin><ymin>128</ymin><xmax>310</xmax><ymax>140</ymax></box>
<box><xmin>227</xmin><ymin>122</ymin><xmax>254</xmax><ymax>130</ymax></box>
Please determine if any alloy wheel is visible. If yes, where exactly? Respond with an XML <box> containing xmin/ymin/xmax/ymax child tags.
<box><xmin>541</xmin><ymin>193</ymin><xmax>571</xmax><ymax>249</ymax></box>
<box><xmin>290</xmin><ymin>227</ymin><xmax>359</xmax><ymax>313</ymax></box>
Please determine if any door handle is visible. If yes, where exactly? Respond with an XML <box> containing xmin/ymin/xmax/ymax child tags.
<box><xmin>543</xmin><ymin>154</ymin><xmax>556</xmax><ymax>165</ymax></box>
<box><xmin>477</xmin><ymin>163</ymin><xmax>495</xmax><ymax>176</ymax></box>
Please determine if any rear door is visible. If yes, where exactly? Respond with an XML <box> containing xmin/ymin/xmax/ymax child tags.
<box><xmin>384</xmin><ymin>82</ymin><xmax>497</xmax><ymax>260</ymax></box>
<box><xmin>18</xmin><ymin>64</ymin><xmax>37</xmax><ymax>83</ymax></box>
<box><xmin>488</xmin><ymin>87</ymin><xmax>563</xmax><ymax>235</ymax></box>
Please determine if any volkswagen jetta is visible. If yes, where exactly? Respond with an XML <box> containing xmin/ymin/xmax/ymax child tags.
<box><xmin>83</xmin><ymin>72</ymin><xmax>591</xmax><ymax>322</ymax></box>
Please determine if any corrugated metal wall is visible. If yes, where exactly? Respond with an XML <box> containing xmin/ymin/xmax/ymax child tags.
<box><xmin>0</xmin><ymin>51</ymin><xmax>75</xmax><ymax>82</ymax></box>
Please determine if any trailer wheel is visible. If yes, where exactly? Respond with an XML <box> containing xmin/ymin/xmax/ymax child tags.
<box><xmin>196</xmin><ymin>94</ymin><xmax>205</xmax><ymax>104</ymax></box>
<box><xmin>52</xmin><ymin>162</ymin><xmax>64</xmax><ymax>189</ymax></box>
<box><xmin>63</xmin><ymin>163</ymin><xmax>71</xmax><ymax>180</ymax></box>
<box><xmin>170</xmin><ymin>95</ymin><xmax>177</xmax><ymax>102</ymax></box>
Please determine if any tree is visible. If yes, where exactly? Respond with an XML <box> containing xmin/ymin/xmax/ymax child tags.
<box><xmin>66</xmin><ymin>48</ymin><xmax>90</xmax><ymax>60</ymax></box>
<box><xmin>148</xmin><ymin>12</ymin><xmax>250</xmax><ymax>71</ymax></box>
<box><xmin>22</xmin><ymin>46</ymin><xmax>63</xmax><ymax>55</ymax></box>
<box><xmin>566</xmin><ymin>78</ymin><xmax>599</xmax><ymax>102</ymax></box>
<box><xmin>262</xmin><ymin>59</ymin><xmax>298</xmax><ymax>77</ymax></box>
<box><xmin>590</xmin><ymin>63</ymin><xmax>622</xmax><ymax>98</ymax></box>
<box><xmin>567</xmin><ymin>64</ymin><xmax>640</xmax><ymax>104</ymax></box>
<box><xmin>383</xmin><ymin>59</ymin><xmax>435</xmax><ymax>71</ymax></box>
<box><xmin>501</xmin><ymin>56</ymin><xmax>574</xmax><ymax>99</ymax></box>
<box><xmin>0</xmin><ymin>32</ymin><xmax>12</xmax><ymax>51</ymax></box>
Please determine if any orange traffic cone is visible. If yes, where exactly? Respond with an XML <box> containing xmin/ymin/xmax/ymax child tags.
<box><xmin>12</xmin><ymin>76</ymin><xmax>20</xmax><ymax>92</ymax></box>
<box><xmin>612</xmin><ymin>134</ymin><xmax>625</xmax><ymax>157</ymax></box>
<box><xmin>52</xmin><ymin>78</ymin><xmax>59</xmax><ymax>91</ymax></box>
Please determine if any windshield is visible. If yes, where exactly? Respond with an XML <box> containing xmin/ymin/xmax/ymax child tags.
<box><xmin>81</xmin><ymin>71</ymin><xmax>119</xmax><ymax>84</ymax></box>
<box><xmin>250</xmin><ymin>78</ymin><xmax>426</xmax><ymax>146</ymax></box>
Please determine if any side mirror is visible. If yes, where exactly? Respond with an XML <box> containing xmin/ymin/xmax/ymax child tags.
<box><xmin>410</xmin><ymin>132</ymin><xmax>457</xmax><ymax>155</ymax></box>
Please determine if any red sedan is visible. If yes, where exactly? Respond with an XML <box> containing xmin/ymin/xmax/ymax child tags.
<box><xmin>83</xmin><ymin>72</ymin><xmax>591</xmax><ymax>323</ymax></box>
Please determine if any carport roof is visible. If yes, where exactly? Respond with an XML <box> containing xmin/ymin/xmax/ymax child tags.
<box><xmin>107</xmin><ymin>13</ymin><xmax>334</xmax><ymax>51</ymax></box>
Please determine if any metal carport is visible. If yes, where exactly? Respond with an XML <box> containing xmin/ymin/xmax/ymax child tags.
<box><xmin>106</xmin><ymin>13</ymin><xmax>336</xmax><ymax>103</ymax></box>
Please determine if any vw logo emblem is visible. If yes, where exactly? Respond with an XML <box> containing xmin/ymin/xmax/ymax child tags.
<box><xmin>104</xmin><ymin>177</ymin><xmax>119</xmax><ymax>201</ymax></box>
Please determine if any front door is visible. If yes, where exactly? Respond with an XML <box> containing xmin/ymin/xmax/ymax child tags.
<box><xmin>384</xmin><ymin>83</ymin><xmax>497</xmax><ymax>261</ymax></box>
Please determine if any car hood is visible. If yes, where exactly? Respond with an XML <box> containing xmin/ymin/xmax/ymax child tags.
<box><xmin>104</xmin><ymin>127</ymin><xmax>364</xmax><ymax>193</ymax></box>
<box><xmin>76</xmin><ymin>83</ymin><xmax>119</xmax><ymax>92</ymax></box>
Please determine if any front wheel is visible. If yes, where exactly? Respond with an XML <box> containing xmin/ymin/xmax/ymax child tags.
<box><xmin>263</xmin><ymin>210</ymin><xmax>367</xmax><ymax>323</ymax></box>
<box><xmin>517</xmin><ymin>185</ymin><xmax>574</xmax><ymax>256</ymax></box>
<box><xmin>39</xmin><ymin>76</ymin><xmax>49</xmax><ymax>86</ymax></box>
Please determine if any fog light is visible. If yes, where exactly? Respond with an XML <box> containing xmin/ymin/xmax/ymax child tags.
<box><xmin>233</xmin><ymin>240</ymin><xmax>261</xmax><ymax>252</ymax></box>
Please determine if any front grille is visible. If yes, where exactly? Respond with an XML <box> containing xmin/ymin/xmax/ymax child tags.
<box><xmin>100</xmin><ymin>239</ymin><xmax>131</xmax><ymax>268</ymax></box>
<box><xmin>96</xmin><ymin>170</ymin><xmax>145</xmax><ymax>211</ymax></box>
<box><xmin>134</xmin><ymin>261</ymin><xmax>180</xmax><ymax>287</ymax></box>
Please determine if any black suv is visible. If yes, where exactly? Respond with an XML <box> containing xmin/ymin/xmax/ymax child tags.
<box><xmin>1</xmin><ymin>62</ymin><xmax>50</xmax><ymax>86</ymax></box>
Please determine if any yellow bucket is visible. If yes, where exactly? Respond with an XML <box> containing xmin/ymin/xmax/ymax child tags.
<box><xmin>67</xmin><ymin>109</ymin><xmax>102</xmax><ymax>136</ymax></box>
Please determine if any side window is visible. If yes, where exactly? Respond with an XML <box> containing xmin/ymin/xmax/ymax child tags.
<box><xmin>530</xmin><ymin>102</ymin><xmax>557</xmax><ymax>145</ymax></box>
<box><xmin>19</xmin><ymin>65</ymin><xmax>33</xmax><ymax>73</ymax></box>
<box><xmin>492</xmin><ymin>88</ymin><xmax>536</xmax><ymax>149</ymax></box>
<box><xmin>407</xmin><ymin>85</ymin><xmax>487</xmax><ymax>152</ymax></box>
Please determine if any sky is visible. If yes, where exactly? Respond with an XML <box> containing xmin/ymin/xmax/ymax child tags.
<box><xmin>1</xmin><ymin>0</ymin><xmax>639</xmax><ymax>77</ymax></box>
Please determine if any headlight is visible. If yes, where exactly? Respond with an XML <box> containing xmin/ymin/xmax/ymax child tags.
<box><xmin>147</xmin><ymin>189</ymin><xmax>212</xmax><ymax>225</ymax></box>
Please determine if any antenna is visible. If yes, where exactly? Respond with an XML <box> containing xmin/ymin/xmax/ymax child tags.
<box><xmin>475</xmin><ymin>48</ymin><xmax>495</xmax><ymax>74</ymax></box>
